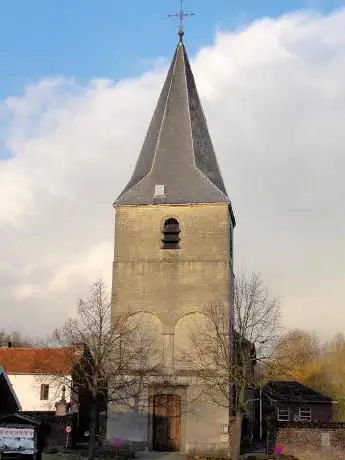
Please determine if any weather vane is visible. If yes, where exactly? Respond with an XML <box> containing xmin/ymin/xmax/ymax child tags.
<box><xmin>168</xmin><ymin>0</ymin><xmax>195</xmax><ymax>39</ymax></box>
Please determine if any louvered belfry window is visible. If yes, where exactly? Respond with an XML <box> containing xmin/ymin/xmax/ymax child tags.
<box><xmin>162</xmin><ymin>218</ymin><xmax>180</xmax><ymax>249</ymax></box>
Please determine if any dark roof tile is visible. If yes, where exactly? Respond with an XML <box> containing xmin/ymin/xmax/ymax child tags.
<box><xmin>263</xmin><ymin>380</ymin><xmax>333</xmax><ymax>403</ymax></box>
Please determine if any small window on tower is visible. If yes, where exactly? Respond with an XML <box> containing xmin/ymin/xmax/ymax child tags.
<box><xmin>162</xmin><ymin>218</ymin><xmax>180</xmax><ymax>249</ymax></box>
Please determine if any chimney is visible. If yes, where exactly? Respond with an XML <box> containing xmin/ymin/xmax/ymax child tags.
<box><xmin>8</xmin><ymin>341</ymin><xmax>12</xmax><ymax>348</ymax></box>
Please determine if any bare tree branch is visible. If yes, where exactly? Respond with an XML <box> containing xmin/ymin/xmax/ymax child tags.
<box><xmin>181</xmin><ymin>272</ymin><xmax>281</xmax><ymax>459</ymax></box>
<box><xmin>38</xmin><ymin>278</ymin><xmax>159</xmax><ymax>460</ymax></box>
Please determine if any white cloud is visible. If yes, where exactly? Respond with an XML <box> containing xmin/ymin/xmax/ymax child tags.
<box><xmin>0</xmin><ymin>9</ymin><xmax>344</xmax><ymax>340</ymax></box>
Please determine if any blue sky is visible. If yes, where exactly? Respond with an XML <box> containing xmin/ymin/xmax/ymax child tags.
<box><xmin>1</xmin><ymin>0</ymin><xmax>343</xmax><ymax>100</ymax></box>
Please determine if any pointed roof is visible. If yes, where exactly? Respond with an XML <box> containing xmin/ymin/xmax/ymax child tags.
<box><xmin>116</xmin><ymin>38</ymin><xmax>235</xmax><ymax>221</ymax></box>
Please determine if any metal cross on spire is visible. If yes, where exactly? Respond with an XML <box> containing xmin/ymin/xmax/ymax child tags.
<box><xmin>168</xmin><ymin>0</ymin><xmax>195</xmax><ymax>40</ymax></box>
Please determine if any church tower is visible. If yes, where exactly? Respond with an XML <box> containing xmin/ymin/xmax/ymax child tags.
<box><xmin>109</xmin><ymin>34</ymin><xmax>236</xmax><ymax>452</ymax></box>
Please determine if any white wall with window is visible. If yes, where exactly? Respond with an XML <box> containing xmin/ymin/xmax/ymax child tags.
<box><xmin>7</xmin><ymin>374</ymin><xmax>71</xmax><ymax>411</ymax></box>
<box><xmin>277</xmin><ymin>406</ymin><xmax>290</xmax><ymax>422</ymax></box>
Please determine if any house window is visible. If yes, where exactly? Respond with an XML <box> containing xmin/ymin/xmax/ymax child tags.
<box><xmin>162</xmin><ymin>218</ymin><xmax>180</xmax><ymax>249</ymax></box>
<box><xmin>299</xmin><ymin>407</ymin><xmax>312</xmax><ymax>422</ymax></box>
<box><xmin>40</xmin><ymin>384</ymin><xmax>49</xmax><ymax>400</ymax></box>
<box><xmin>277</xmin><ymin>407</ymin><xmax>290</xmax><ymax>422</ymax></box>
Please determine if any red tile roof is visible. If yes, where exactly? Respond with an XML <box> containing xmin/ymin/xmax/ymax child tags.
<box><xmin>0</xmin><ymin>347</ymin><xmax>78</xmax><ymax>374</ymax></box>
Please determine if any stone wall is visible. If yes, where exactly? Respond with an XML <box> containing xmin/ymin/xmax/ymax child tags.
<box><xmin>275</xmin><ymin>422</ymin><xmax>345</xmax><ymax>457</ymax></box>
<box><xmin>107</xmin><ymin>377</ymin><xmax>230</xmax><ymax>452</ymax></box>
<box><xmin>110</xmin><ymin>203</ymin><xmax>233</xmax><ymax>451</ymax></box>
<box><xmin>112</xmin><ymin>203</ymin><xmax>233</xmax><ymax>333</ymax></box>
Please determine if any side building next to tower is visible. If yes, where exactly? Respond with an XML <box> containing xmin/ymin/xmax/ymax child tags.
<box><xmin>107</xmin><ymin>35</ymin><xmax>236</xmax><ymax>452</ymax></box>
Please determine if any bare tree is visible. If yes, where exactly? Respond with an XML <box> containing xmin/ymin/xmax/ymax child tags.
<box><xmin>184</xmin><ymin>272</ymin><xmax>280</xmax><ymax>459</ymax></box>
<box><xmin>0</xmin><ymin>330</ymin><xmax>44</xmax><ymax>347</ymax></box>
<box><xmin>45</xmin><ymin>278</ymin><xmax>158</xmax><ymax>460</ymax></box>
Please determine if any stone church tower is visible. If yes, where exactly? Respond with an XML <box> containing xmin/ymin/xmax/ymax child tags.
<box><xmin>108</xmin><ymin>34</ymin><xmax>236</xmax><ymax>452</ymax></box>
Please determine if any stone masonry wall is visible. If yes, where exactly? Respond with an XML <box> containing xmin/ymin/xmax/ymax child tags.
<box><xmin>276</xmin><ymin>423</ymin><xmax>345</xmax><ymax>457</ymax></box>
<box><xmin>110</xmin><ymin>203</ymin><xmax>233</xmax><ymax>450</ymax></box>
<box><xmin>112</xmin><ymin>203</ymin><xmax>232</xmax><ymax>331</ymax></box>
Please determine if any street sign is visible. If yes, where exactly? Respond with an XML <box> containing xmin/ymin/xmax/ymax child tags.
<box><xmin>65</xmin><ymin>426</ymin><xmax>72</xmax><ymax>434</ymax></box>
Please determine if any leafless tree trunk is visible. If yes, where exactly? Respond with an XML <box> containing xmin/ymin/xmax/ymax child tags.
<box><xmin>40</xmin><ymin>278</ymin><xmax>159</xmax><ymax>460</ymax></box>
<box><xmin>185</xmin><ymin>272</ymin><xmax>281</xmax><ymax>459</ymax></box>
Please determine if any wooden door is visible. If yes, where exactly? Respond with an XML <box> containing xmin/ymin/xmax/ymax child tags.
<box><xmin>153</xmin><ymin>394</ymin><xmax>181</xmax><ymax>451</ymax></box>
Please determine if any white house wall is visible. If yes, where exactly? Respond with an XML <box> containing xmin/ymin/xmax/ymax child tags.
<box><xmin>7</xmin><ymin>374</ymin><xmax>72</xmax><ymax>411</ymax></box>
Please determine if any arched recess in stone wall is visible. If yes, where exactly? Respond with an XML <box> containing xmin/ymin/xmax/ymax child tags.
<box><xmin>123</xmin><ymin>312</ymin><xmax>163</xmax><ymax>369</ymax></box>
<box><xmin>174</xmin><ymin>312</ymin><xmax>217</xmax><ymax>370</ymax></box>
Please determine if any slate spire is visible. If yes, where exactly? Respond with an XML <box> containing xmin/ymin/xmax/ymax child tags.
<box><xmin>116</xmin><ymin>38</ymin><xmax>233</xmax><ymax>215</ymax></box>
